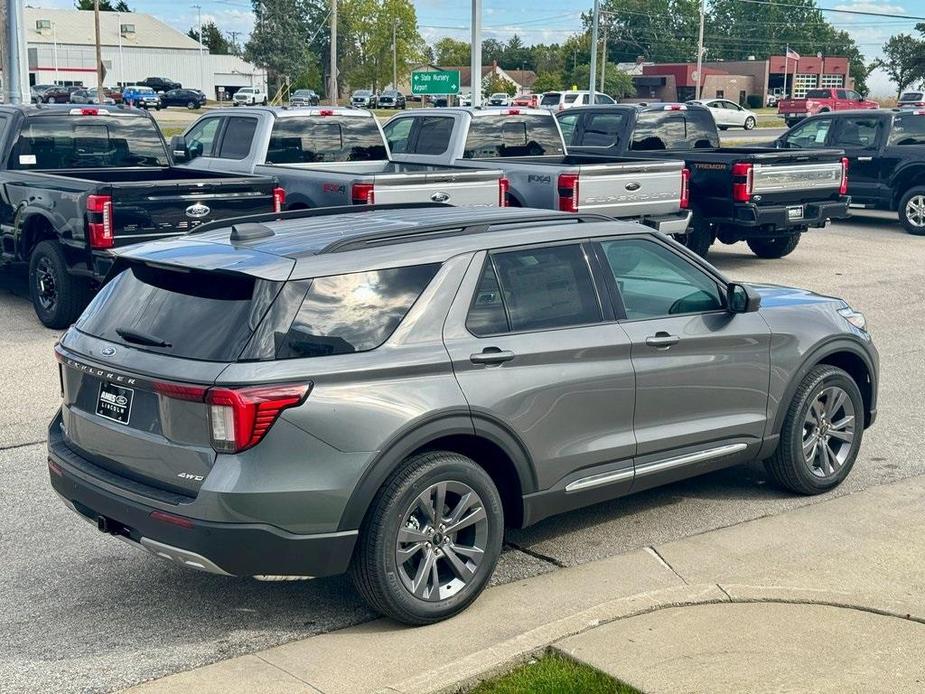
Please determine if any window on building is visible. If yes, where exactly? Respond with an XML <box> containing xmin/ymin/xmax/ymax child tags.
<box><xmin>820</xmin><ymin>74</ymin><xmax>844</xmax><ymax>88</ymax></box>
<box><xmin>793</xmin><ymin>74</ymin><xmax>820</xmax><ymax>99</ymax></box>
<box><xmin>715</xmin><ymin>90</ymin><xmax>724</xmax><ymax>98</ymax></box>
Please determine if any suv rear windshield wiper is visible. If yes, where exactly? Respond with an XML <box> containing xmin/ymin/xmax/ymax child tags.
<box><xmin>116</xmin><ymin>328</ymin><xmax>172</xmax><ymax>348</ymax></box>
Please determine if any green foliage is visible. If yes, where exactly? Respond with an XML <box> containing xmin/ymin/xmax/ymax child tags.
<box><xmin>532</xmin><ymin>71</ymin><xmax>564</xmax><ymax>93</ymax></box>
<box><xmin>591</xmin><ymin>0</ymin><xmax>699</xmax><ymax>63</ymax></box>
<box><xmin>244</xmin><ymin>0</ymin><xmax>321</xmax><ymax>89</ymax></box>
<box><xmin>874</xmin><ymin>34</ymin><xmax>925</xmax><ymax>98</ymax></box>
<box><xmin>339</xmin><ymin>0</ymin><xmax>425</xmax><ymax>91</ymax></box>
<box><xmin>569</xmin><ymin>63</ymin><xmax>634</xmax><ymax>98</ymax></box>
<box><xmin>483</xmin><ymin>73</ymin><xmax>516</xmax><ymax>97</ymax></box>
<box><xmin>74</xmin><ymin>0</ymin><xmax>131</xmax><ymax>10</ymax></box>
<box><xmin>187</xmin><ymin>21</ymin><xmax>232</xmax><ymax>55</ymax></box>
<box><xmin>469</xmin><ymin>653</ymin><xmax>639</xmax><ymax>694</ymax></box>
<box><xmin>434</xmin><ymin>37</ymin><xmax>470</xmax><ymax>66</ymax></box>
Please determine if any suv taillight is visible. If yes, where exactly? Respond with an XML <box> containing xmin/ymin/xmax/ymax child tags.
<box><xmin>680</xmin><ymin>168</ymin><xmax>690</xmax><ymax>209</ymax></box>
<box><xmin>557</xmin><ymin>173</ymin><xmax>579</xmax><ymax>212</ymax></box>
<box><xmin>351</xmin><ymin>182</ymin><xmax>375</xmax><ymax>205</ymax></box>
<box><xmin>273</xmin><ymin>186</ymin><xmax>286</xmax><ymax>212</ymax></box>
<box><xmin>87</xmin><ymin>194</ymin><xmax>113</xmax><ymax>249</ymax></box>
<box><xmin>499</xmin><ymin>177</ymin><xmax>510</xmax><ymax>207</ymax></box>
<box><xmin>731</xmin><ymin>163</ymin><xmax>754</xmax><ymax>203</ymax></box>
<box><xmin>207</xmin><ymin>384</ymin><xmax>310</xmax><ymax>453</ymax></box>
<box><xmin>839</xmin><ymin>157</ymin><xmax>849</xmax><ymax>195</ymax></box>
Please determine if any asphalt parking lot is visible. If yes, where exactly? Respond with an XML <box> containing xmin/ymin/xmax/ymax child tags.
<box><xmin>1</xmin><ymin>210</ymin><xmax>922</xmax><ymax>693</ymax></box>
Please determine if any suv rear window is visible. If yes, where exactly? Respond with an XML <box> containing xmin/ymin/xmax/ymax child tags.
<box><xmin>464</xmin><ymin>114</ymin><xmax>564</xmax><ymax>158</ymax></box>
<box><xmin>77</xmin><ymin>264</ymin><xmax>278</xmax><ymax>361</ymax></box>
<box><xmin>900</xmin><ymin>92</ymin><xmax>924</xmax><ymax>101</ymax></box>
<box><xmin>266</xmin><ymin>116</ymin><xmax>387</xmax><ymax>163</ymax></box>
<box><xmin>8</xmin><ymin>114</ymin><xmax>169</xmax><ymax>169</ymax></box>
<box><xmin>540</xmin><ymin>93</ymin><xmax>561</xmax><ymax>106</ymax></box>
<box><xmin>630</xmin><ymin>112</ymin><xmax>718</xmax><ymax>151</ymax></box>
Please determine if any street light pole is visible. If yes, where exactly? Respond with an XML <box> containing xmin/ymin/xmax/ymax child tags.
<box><xmin>589</xmin><ymin>0</ymin><xmax>599</xmax><ymax>97</ymax></box>
<box><xmin>193</xmin><ymin>4</ymin><xmax>204</xmax><ymax>91</ymax></box>
<box><xmin>600</xmin><ymin>17</ymin><xmax>608</xmax><ymax>93</ymax></box>
<box><xmin>117</xmin><ymin>14</ymin><xmax>124</xmax><ymax>87</ymax></box>
<box><xmin>695</xmin><ymin>0</ymin><xmax>706</xmax><ymax>99</ymax></box>
<box><xmin>471</xmin><ymin>0</ymin><xmax>482</xmax><ymax>107</ymax></box>
<box><xmin>53</xmin><ymin>21</ymin><xmax>59</xmax><ymax>84</ymax></box>
<box><xmin>392</xmin><ymin>17</ymin><xmax>398</xmax><ymax>89</ymax></box>
<box><xmin>94</xmin><ymin>0</ymin><xmax>104</xmax><ymax>100</ymax></box>
<box><xmin>329</xmin><ymin>0</ymin><xmax>337</xmax><ymax>105</ymax></box>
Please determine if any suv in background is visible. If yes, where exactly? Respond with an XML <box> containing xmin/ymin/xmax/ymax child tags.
<box><xmin>289</xmin><ymin>89</ymin><xmax>320</xmax><ymax>107</ymax></box>
<box><xmin>121</xmin><ymin>86</ymin><xmax>162</xmax><ymax>109</ymax></box>
<box><xmin>351</xmin><ymin>90</ymin><xmax>378</xmax><ymax>108</ymax></box>
<box><xmin>897</xmin><ymin>91</ymin><xmax>925</xmax><ymax>108</ymax></box>
<box><xmin>161</xmin><ymin>88</ymin><xmax>207</xmax><ymax>109</ymax></box>
<box><xmin>138</xmin><ymin>76</ymin><xmax>181</xmax><ymax>93</ymax></box>
<box><xmin>49</xmin><ymin>205</ymin><xmax>876</xmax><ymax>625</ymax></box>
<box><xmin>41</xmin><ymin>85</ymin><xmax>80</xmax><ymax>103</ymax></box>
<box><xmin>540</xmin><ymin>90</ymin><xmax>615</xmax><ymax>111</ymax></box>
<box><xmin>233</xmin><ymin>86</ymin><xmax>267</xmax><ymax>106</ymax></box>
<box><xmin>377</xmin><ymin>90</ymin><xmax>406</xmax><ymax>109</ymax></box>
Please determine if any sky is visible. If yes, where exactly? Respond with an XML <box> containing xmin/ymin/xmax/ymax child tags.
<box><xmin>30</xmin><ymin>0</ymin><xmax>925</xmax><ymax>96</ymax></box>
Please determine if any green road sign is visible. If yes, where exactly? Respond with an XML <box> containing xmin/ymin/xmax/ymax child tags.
<box><xmin>411</xmin><ymin>70</ymin><xmax>461</xmax><ymax>95</ymax></box>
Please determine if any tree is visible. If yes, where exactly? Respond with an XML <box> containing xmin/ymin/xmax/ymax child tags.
<box><xmin>875</xmin><ymin>33</ymin><xmax>925</xmax><ymax>97</ymax></box>
<box><xmin>483</xmin><ymin>72</ymin><xmax>515</xmax><ymax>97</ymax></box>
<box><xmin>434</xmin><ymin>37</ymin><xmax>470</xmax><ymax>66</ymax></box>
<box><xmin>594</xmin><ymin>0</ymin><xmax>699</xmax><ymax>64</ymax></box>
<box><xmin>188</xmin><ymin>21</ymin><xmax>232</xmax><ymax>55</ymax></box>
<box><xmin>481</xmin><ymin>39</ymin><xmax>505</xmax><ymax>64</ymax></box>
<box><xmin>244</xmin><ymin>0</ymin><xmax>320</xmax><ymax>91</ymax></box>
<box><xmin>75</xmin><ymin>0</ymin><xmax>131</xmax><ymax>10</ymax></box>
<box><xmin>569</xmin><ymin>63</ymin><xmax>634</xmax><ymax>98</ymax></box>
<box><xmin>532</xmin><ymin>71</ymin><xmax>564</xmax><ymax>93</ymax></box>
<box><xmin>502</xmin><ymin>34</ymin><xmax>532</xmax><ymax>70</ymax></box>
<box><xmin>339</xmin><ymin>0</ymin><xmax>425</xmax><ymax>91</ymax></box>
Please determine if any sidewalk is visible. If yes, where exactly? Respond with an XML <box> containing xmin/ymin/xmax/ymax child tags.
<box><xmin>126</xmin><ymin>475</ymin><xmax>925</xmax><ymax>694</ymax></box>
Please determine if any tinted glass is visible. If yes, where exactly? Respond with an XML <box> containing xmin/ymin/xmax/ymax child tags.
<box><xmin>782</xmin><ymin>117</ymin><xmax>833</xmax><ymax>148</ymax></box>
<box><xmin>413</xmin><ymin>117</ymin><xmax>454</xmax><ymax>155</ymax></box>
<box><xmin>8</xmin><ymin>114</ymin><xmax>169</xmax><ymax>169</ymax></box>
<box><xmin>578</xmin><ymin>112</ymin><xmax>625</xmax><ymax>147</ymax></box>
<box><xmin>601</xmin><ymin>239</ymin><xmax>722</xmax><ymax>319</ymax></box>
<box><xmin>184</xmin><ymin>117</ymin><xmax>220</xmax><ymax>159</ymax></box>
<box><xmin>889</xmin><ymin>114</ymin><xmax>925</xmax><ymax>145</ymax></box>
<box><xmin>631</xmin><ymin>112</ymin><xmax>718</xmax><ymax>150</ymax></box>
<box><xmin>0</xmin><ymin>116</ymin><xmax>9</xmax><ymax>148</ymax></box>
<box><xmin>833</xmin><ymin>117</ymin><xmax>879</xmax><ymax>148</ymax></box>
<box><xmin>835</xmin><ymin>90</ymin><xmax>848</xmax><ymax>100</ymax></box>
<box><xmin>77</xmin><ymin>264</ymin><xmax>276</xmax><ymax>361</ymax></box>
<box><xmin>540</xmin><ymin>92</ymin><xmax>561</xmax><ymax>106</ymax></box>
<box><xmin>594</xmin><ymin>94</ymin><xmax>615</xmax><ymax>104</ymax></box>
<box><xmin>564</xmin><ymin>93</ymin><xmax>581</xmax><ymax>103</ymax></box>
<box><xmin>847</xmin><ymin>91</ymin><xmax>861</xmax><ymax>101</ymax></box>
<box><xmin>266</xmin><ymin>116</ymin><xmax>386</xmax><ymax>163</ymax></box>
<box><xmin>383</xmin><ymin>117</ymin><xmax>413</xmax><ymax>153</ymax></box>
<box><xmin>805</xmin><ymin>89</ymin><xmax>830</xmax><ymax>99</ymax></box>
<box><xmin>464</xmin><ymin>114</ymin><xmax>564</xmax><ymax>158</ymax></box>
<box><xmin>466</xmin><ymin>260</ymin><xmax>508</xmax><ymax>335</ymax></box>
<box><xmin>277</xmin><ymin>264</ymin><xmax>439</xmax><ymax>359</ymax></box>
<box><xmin>476</xmin><ymin>245</ymin><xmax>601</xmax><ymax>334</ymax></box>
<box><xmin>900</xmin><ymin>92</ymin><xmax>924</xmax><ymax>101</ymax></box>
<box><xmin>557</xmin><ymin>113</ymin><xmax>579</xmax><ymax>145</ymax></box>
<box><xmin>218</xmin><ymin>117</ymin><xmax>257</xmax><ymax>159</ymax></box>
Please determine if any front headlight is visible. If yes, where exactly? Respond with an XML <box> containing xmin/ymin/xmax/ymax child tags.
<box><xmin>838</xmin><ymin>306</ymin><xmax>867</xmax><ymax>332</ymax></box>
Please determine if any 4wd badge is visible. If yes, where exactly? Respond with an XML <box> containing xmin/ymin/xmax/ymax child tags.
<box><xmin>185</xmin><ymin>203</ymin><xmax>211</xmax><ymax>218</ymax></box>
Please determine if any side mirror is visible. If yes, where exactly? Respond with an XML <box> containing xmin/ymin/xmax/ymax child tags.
<box><xmin>727</xmin><ymin>282</ymin><xmax>761</xmax><ymax>313</ymax></box>
<box><xmin>170</xmin><ymin>134</ymin><xmax>189</xmax><ymax>162</ymax></box>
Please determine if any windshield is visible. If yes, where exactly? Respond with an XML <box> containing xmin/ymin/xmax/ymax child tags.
<box><xmin>8</xmin><ymin>114</ymin><xmax>170</xmax><ymax>168</ymax></box>
<box><xmin>900</xmin><ymin>92</ymin><xmax>923</xmax><ymax>101</ymax></box>
<box><xmin>463</xmin><ymin>114</ymin><xmax>565</xmax><ymax>158</ymax></box>
<box><xmin>354</xmin><ymin>91</ymin><xmax>371</xmax><ymax>97</ymax></box>
<box><xmin>266</xmin><ymin>116</ymin><xmax>387</xmax><ymax>163</ymax></box>
<box><xmin>294</xmin><ymin>90</ymin><xmax>313</xmax><ymax>97</ymax></box>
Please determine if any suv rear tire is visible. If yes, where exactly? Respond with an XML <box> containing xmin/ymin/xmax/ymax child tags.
<box><xmin>765</xmin><ymin>365</ymin><xmax>863</xmax><ymax>495</ymax></box>
<box><xmin>747</xmin><ymin>234</ymin><xmax>800</xmax><ymax>258</ymax></box>
<box><xmin>29</xmin><ymin>240</ymin><xmax>91</xmax><ymax>329</ymax></box>
<box><xmin>897</xmin><ymin>187</ymin><xmax>925</xmax><ymax>235</ymax></box>
<box><xmin>350</xmin><ymin>451</ymin><xmax>504</xmax><ymax>625</ymax></box>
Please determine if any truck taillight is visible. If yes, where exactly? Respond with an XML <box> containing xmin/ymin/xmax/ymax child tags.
<box><xmin>680</xmin><ymin>168</ymin><xmax>690</xmax><ymax>209</ymax></box>
<box><xmin>499</xmin><ymin>177</ymin><xmax>510</xmax><ymax>207</ymax></box>
<box><xmin>351</xmin><ymin>182</ymin><xmax>375</xmax><ymax>205</ymax></box>
<box><xmin>840</xmin><ymin>157</ymin><xmax>849</xmax><ymax>196</ymax></box>
<box><xmin>207</xmin><ymin>384</ymin><xmax>311</xmax><ymax>454</ymax></box>
<box><xmin>87</xmin><ymin>194</ymin><xmax>113</xmax><ymax>249</ymax></box>
<box><xmin>557</xmin><ymin>173</ymin><xmax>579</xmax><ymax>212</ymax></box>
<box><xmin>273</xmin><ymin>186</ymin><xmax>286</xmax><ymax>212</ymax></box>
<box><xmin>731</xmin><ymin>163</ymin><xmax>754</xmax><ymax>203</ymax></box>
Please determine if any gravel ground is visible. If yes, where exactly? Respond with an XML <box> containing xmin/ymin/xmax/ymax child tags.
<box><xmin>1</xmin><ymin>210</ymin><xmax>922</xmax><ymax>693</ymax></box>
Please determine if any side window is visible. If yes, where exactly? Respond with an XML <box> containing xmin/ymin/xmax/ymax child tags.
<box><xmin>467</xmin><ymin>245</ymin><xmax>602</xmax><ymax>335</ymax></box>
<box><xmin>781</xmin><ymin>118</ymin><xmax>833</xmax><ymax>148</ymax></box>
<box><xmin>557</xmin><ymin>113</ymin><xmax>580</xmax><ymax>146</ymax></box>
<box><xmin>595</xmin><ymin>94</ymin><xmax>615</xmax><ymax>104</ymax></box>
<box><xmin>847</xmin><ymin>91</ymin><xmax>860</xmax><ymax>101</ymax></box>
<box><xmin>383</xmin><ymin>118</ymin><xmax>413</xmax><ymax>153</ymax></box>
<box><xmin>580</xmin><ymin>113</ymin><xmax>625</xmax><ymax>147</ymax></box>
<box><xmin>836</xmin><ymin>90</ymin><xmax>848</xmax><ymax>100</ymax></box>
<box><xmin>411</xmin><ymin>117</ymin><xmax>454</xmax><ymax>155</ymax></box>
<box><xmin>217</xmin><ymin>117</ymin><xmax>258</xmax><ymax>159</ymax></box>
<box><xmin>833</xmin><ymin>117</ymin><xmax>879</xmax><ymax>148</ymax></box>
<box><xmin>601</xmin><ymin>239</ymin><xmax>723</xmax><ymax>320</ymax></box>
<box><xmin>184</xmin><ymin>117</ymin><xmax>221</xmax><ymax>159</ymax></box>
<box><xmin>0</xmin><ymin>116</ymin><xmax>9</xmax><ymax>150</ymax></box>
<box><xmin>631</xmin><ymin>114</ymin><xmax>686</xmax><ymax>150</ymax></box>
<box><xmin>277</xmin><ymin>264</ymin><xmax>440</xmax><ymax>359</ymax></box>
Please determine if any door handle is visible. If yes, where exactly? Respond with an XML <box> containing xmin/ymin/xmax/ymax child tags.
<box><xmin>645</xmin><ymin>332</ymin><xmax>680</xmax><ymax>349</ymax></box>
<box><xmin>856</xmin><ymin>156</ymin><xmax>873</xmax><ymax>162</ymax></box>
<box><xmin>470</xmin><ymin>348</ymin><xmax>515</xmax><ymax>365</ymax></box>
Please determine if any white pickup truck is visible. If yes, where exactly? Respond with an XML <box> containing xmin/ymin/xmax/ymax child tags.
<box><xmin>381</xmin><ymin>107</ymin><xmax>691</xmax><ymax>235</ymax></box>
<box><xmin>172</xmin><ymin>107</ymin><xmax>507</xmax><ymax>209</ymax></box>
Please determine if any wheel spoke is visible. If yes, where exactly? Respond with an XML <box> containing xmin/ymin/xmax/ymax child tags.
<box><xmin>831</xmin><ymin>415</ymin><xmax>855</xmax><ymax>432</ymax></box>
<box><xmin>803</xmin><ymin>435</ymin><xmax>818</xmax><ymax>459</ymax></box>
<box><xmin>444</xmin><ymin>491</ymin><xmax>475</xmax><ymax>526</ymax></box>
<box><xmin>397</xmin><ymin>542</ymin><xmax>425</xmax><ymax>564</ymax></box>
<box><xmin>416</xmin><ymin>489</ymin><xmax>438</xmax><ymax>526</ymax></box>
<box><xmin>828</xmin><ymin>428</ymin><xmax>854</xmax><ymax>444</ymax></box>
<box><xmin>823</xmin><ymin>442</ymin><xmax>837</xmax><ymax>475</ymax></box>
<box><xmin>444</xmin><ymin>506</ymin><xmax>487</xmax><ymax>535</ymax></box>
<box><xmin>411</xmin><ymin>549</ymin><xmax>437</xmax><ymax>599</ymax></box>
<box><xmin>441</xmin><ymin>545</ymin><xmax>474</xmax><ymax>580</ymax></box>
<box><xmin>433</xmin><ymin>482</ymin><xmax>447</xmax><ymax>524</ymax></box>
<box><xmin>826</xmin><ymin>389</ymin><xmax>847</xmax><ymax>419</ymax></box>
<box><xmin>811</xmin><ymin>399</ymin><xmax>825</xmax><ymax>426</ymax></box>
<box><xmin>449</xmin><ymin>543</ymin><xmax>484</xmax><ymax>561</ymax></box>
<box><xmin>398</xmin><ymin>526</ymin><xmax>428</xmax><ymax>544</ymax></box>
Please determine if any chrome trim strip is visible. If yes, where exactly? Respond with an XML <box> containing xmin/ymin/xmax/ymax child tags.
<box><xmin>636</xmin><ymin>443</ymin><xmax>748</xmax><ymax>477</ymax></box>
<box><xmin>138</xmin><ymin>537</ymin><xmax>233</xmax><ymax>576</ymax></box>
<box><xmin>565</xmin><ymin>467</ymin><xmax>634</xmax><ymax>493</ymax></box>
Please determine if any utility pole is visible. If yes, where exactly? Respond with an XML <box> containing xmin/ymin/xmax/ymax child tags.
<box><xmin>589</xmin><ymin>0</ymin><xmax>599</xmax><ymax>97</ymax></box>
<box><xmin>94</xmin><ymin>0</ymin><xmax>104</xmax><ymax>100</ymax></box>
<box><xmin>53</xmin><ymin>21</ymin><xmax>60</xmax><ymax>84</ymax></box>
<box><xmin>228</xmin><ymin>30</ymin><xmax>240</xmax><ymax>55</ymax></box>
<box><xmin>695</xmin><ymin>0</ymin><xmax>706</xmax><ymax>99</ymax></box>
<box><xmin>2</xmin><ymin>0</ymin><xmax>28</xmax><ymax>103</ymax></box>
<box><xmin>392</xmin><ymin>17</ymin><xmax>398</xmax><ymax>89</ymax></box>
<box><xmin>193</xmin><ymin>4</ymin><xmax>204</xmax><ymax>91</ymax></box>
<box><xmin>600</xmin><ymin>16</ymin><xmax>608</xmax><ymax>94</ymax></box>
<box><xmin>471</xmin><ymin>0</ymin><xmax>482</xmax><ymax>107</ymax></box>
<box><xmin>329</xmin><ymin>0</ymin><xmax>337</xmax><ymax>105</ymax></box>
<box><xmin>117</xmin><ymin>14</ymin><xmax>124</xmax><ymax>87</ymax></box>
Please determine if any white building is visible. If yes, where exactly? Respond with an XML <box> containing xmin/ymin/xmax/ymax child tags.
<box><xmin>24</xmin><ymin>8</ymin><xmax>266</xmax><ymax>98</ymax></box>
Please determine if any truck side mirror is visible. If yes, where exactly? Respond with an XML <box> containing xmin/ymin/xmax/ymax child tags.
<box><xmin>170</xmin><ymin>134</ymin><xmax>189</xmax><ymax>162</ymax></box>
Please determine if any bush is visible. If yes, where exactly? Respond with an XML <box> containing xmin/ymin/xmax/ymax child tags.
<box><xmin>746</xmin><ymin>94</ymin><xmax>763</xmax><ymax>109</ymax></box>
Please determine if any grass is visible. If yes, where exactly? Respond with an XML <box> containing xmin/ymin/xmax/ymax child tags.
<box><xmin>160</xmin><ymin>126</ymin><xmax>185</xmax><ymax>139</ymax></box>
<box><xmin>467</xmin><ymin>652</ymin><xmax>641</xmax><ymax>694</ymax></box>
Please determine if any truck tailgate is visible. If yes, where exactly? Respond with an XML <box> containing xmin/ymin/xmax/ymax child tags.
<box><xmin>370</xmin><ymin>169</ymin><xmax>504</xmax><ymax>207</ymax></box>
<box><xmin>573</xmin><ymin>160</ymin><xmax>684</xmax><ymax>216</ymax></box>
<box><xmin>752</xmin><ymin>161</ymin><xmax>843</xmax><ymax>196</ymax></box>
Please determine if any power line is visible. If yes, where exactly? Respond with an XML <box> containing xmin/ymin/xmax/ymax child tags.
<box><xmin>731</xmin><ymin>0</ymin><xmax>925</xmax><ymax>21</ymax></box>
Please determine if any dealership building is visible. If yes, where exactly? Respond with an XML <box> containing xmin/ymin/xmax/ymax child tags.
<box><xmin>22</xmin><ymin>8</ymin><xmax>266</xmax><ymax>98</ymax></box>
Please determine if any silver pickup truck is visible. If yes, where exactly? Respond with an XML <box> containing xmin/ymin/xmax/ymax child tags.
<box><xmin>382</xmin><ymin>106</ymin><xmax>691</xmax><ymax>235</ymax></box>
<box><xmin>171</xmin><ymin>107</ymin><xmax>506</xmax><ymax>209</ymax></box>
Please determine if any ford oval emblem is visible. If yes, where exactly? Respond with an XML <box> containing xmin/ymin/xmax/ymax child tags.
<box><xmin>186</xmin><ymin>202</ymin><xmax>211</xmax><ymax>218</ymax></box>
<box><xmin>430</xmin><ymin>191</ymin><xmax>451</xmax><ymax>203</ymax></box>
<box><xmin>101</xmin><ymin>346</ymin><xmax>116</xmax><ymax>356</ymax></box>
<box><xmin>625</xmin><ymin>182</ymin><xmax>641</xmax><ymax>191</ymax></box>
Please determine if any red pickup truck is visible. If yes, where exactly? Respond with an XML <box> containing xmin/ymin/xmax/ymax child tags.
<box><xmin>778</xmin><ymin>88</ymin><xmax>878</xmax><ymax>127</ymax></box>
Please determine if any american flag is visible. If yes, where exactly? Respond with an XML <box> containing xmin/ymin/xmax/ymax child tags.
<box><xmin>786</xmin><ymin>47</ymin><xmax>801</xmax><ymax>61</ymax></box>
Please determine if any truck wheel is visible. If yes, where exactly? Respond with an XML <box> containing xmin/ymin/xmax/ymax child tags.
<box><xmin>747</xmin><ymin>235</ymin><xmax>801</xmax><ymax>258</ymax></box>
<box><xmin>744</xmin><ymin>116</ymin><xmax>756</xmax><ymax>130</ymax></box>
<box><xmin>764</xmin><ymin>365</ymin><xmax>863</xmax><ymax>495</ymax></box>
<box><xmin>681</xmin><ymin>214</ymin><xmax>714</xmax><ymax>258</ymax></box>
<box><xmin>897</xmin><ymin>187</ymin><xmax>925</xmax><ymax>235</ymax></box>
<box><xmin>29</xmin><ymin>240</ymin><xmax>91</xmax><ymax>329</ymax></box>
<box><xmin>350</xmin><ymin>450</ymin><xmax>504</xmax><ymax>625</ymax></box>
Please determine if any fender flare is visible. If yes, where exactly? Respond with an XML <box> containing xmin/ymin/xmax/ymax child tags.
<box><xmin>283</xmin><ymin>192</ymin><xmax>315</xmax><ymax>210</ymax></box>
<box><xmin>15</xmin><ymin>208</ymin><xmax>58</xmax><ymax>259</ymax></box>
<box><xmin>889</xmin><ymin>165</ymin><xmax>925</xmax><ymax>206</ymax></box>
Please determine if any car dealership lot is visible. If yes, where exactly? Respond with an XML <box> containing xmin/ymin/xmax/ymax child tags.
<box><xmin>1</xmin><ymin>211</ymin><xmax>922</xmax><ymax>693</ymax></box>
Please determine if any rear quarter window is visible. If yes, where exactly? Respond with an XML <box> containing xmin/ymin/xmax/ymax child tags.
<box><xmin>464</xmin><ymin>114</ymin><xmax>564</xmax><ymax>158</ymax></box>
<box><xmin>266</xmin><ymin>116</ymin><xmax>387</xmax><ymax>163</ymax></box>
<box><xmin>630</xmin><ymin>112</ymin><xmax>718</xmax><ymax>151</ymax></box>
<box><xmin>889</xmin><ymin>115</ymin><xmax>925</xmax><ymax>145</ymax></box>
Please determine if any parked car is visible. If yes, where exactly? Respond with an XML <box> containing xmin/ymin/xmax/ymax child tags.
<box><xmin>289</xmin><ymin>89</ymin><xmax>320</xmax><ymax>107</ymax></box>
<box><xmin>777</xmin><ymin>88</ymin><xmax>878</xmax><ymax>127</ymax></box>
<box><xmin>383</xmin><ymin>107</ymin><xmax>691</xmax><ymax>236</ymax></box>
<box><xmin>137</xmin><ymin>76</ymin><xmax>181</xmax><ymax>93</ymax></box>
<box><xmin>351</xmin><ymin>90</ymin><xmax>378</xmax><ymax>108</ymax></box>
<box><xmin>233</xmin><ymin>86</ymin><xmax>267</xmax><ymax>106</ymax></box>
<box><xmin>41</xmin><ymin>85</ymin><xmax>80</xmax><ymax>103</ymax></box>
<box><xmin>161</xmin><ymin>88</ymin><xmax>207</xmax><ymax>109</ymax></box>
<box><xmin>69</xmin><ymin>88</ymin><xmax>116</xmax><ymax>105</ymax></box>
<box><xmin>896</xmin><ymin>91</ymin><xmax>925</xmax><ymax>108</ymax></box>
<box><xmin>459</xmin><ymin>93</ymin><xmax>472</xmax><ymax>106</ymax></box>
<box><xmin>174</xmin><ymin>106</ymin><xmax>507</xmax><ymax>209</ymax></box>
<box><xmin>539</xmin><ymin>90</ymin><xmax>615</xmax><ymax>111</ymax></box>
<box><xmin>377</xmin><ymin>90</ymin><xmax>406</xmax><ymax>109</ymax></box>
<box><xmin>48</xmin><ymin>203</ymin><xmax>878</xmax><ymax>625</ymax></box>
<box><xmin>0</xmin><ymin>104</ymin><xmax>282</xmax><ymax>327</ymax></box>
<box><xmin>559</xmin><ymin>103</ymin><xmax>850</xmax><ymax>258</ymax></box>
<box><xmin>487</xmin><ymin>92</ymin><xmax>511</xmax><ymax>106</ymax></box>
<box><xmin>688</xmin><ymin>98</ymin><xmax>758</xmax><ymax>130</ymax></box>
<box><xmin>775</xmin><ymin>108</ymin><xmax>925</xmax><ymax>235</ymax></box>
<box><xmin>121</xmin><ymin>86</ymin><xmax>161</xmax><ymax>109</ymax></box>
<box><xmin>512</xmin><ymin>94</ymin><xmax>538</xmax><ymax>108</ymax></box>
<box><xmin>31</xmin><ymin>84</ymin><xmax>55</xmax><ymax>103</ymax></box>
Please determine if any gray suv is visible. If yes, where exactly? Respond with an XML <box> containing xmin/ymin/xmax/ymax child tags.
<box><xmin>48</xmin><ymin>205</ymin><xmax>878</xmax><ymax>624</ymax></box>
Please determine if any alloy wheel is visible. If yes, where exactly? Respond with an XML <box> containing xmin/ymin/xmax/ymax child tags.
<box><xmin>395</xmin><ymin>480</ymin><xmax>489</xmax><ymax>602</ymax></box>
<box><xmin>802</xmin><ymin>385</ymin><xmax>856</xmax><ymax>478</ymax></box>
<box><xmin>35</xmin><ymin>257</ymin><xmax>58</xmax><ymax>312</ymax></box>
<box><xmin>905</xmin><ymin>195</ymin><xmax>925</xmax><ymax>227</ymax></box>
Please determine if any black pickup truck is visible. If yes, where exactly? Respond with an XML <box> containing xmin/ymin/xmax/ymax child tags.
<box><xmin>774</xmin><ymin>108</ymin><xmax>925</xmax><ymax>234</ymax></box>
<box><xmin>0</xmin><ymin>105</ymin><xmax>281</xmax><ymax>327</ymax></box>
<box><xmin>558</xmin><ymin>103</ymin><xmax>850</xmax><ymax>258</ymax></box>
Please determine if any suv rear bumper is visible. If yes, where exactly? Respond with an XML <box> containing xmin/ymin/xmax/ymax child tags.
<box><xmin>48</xmin><ymin>431</ymin><xmax>358</xmax><ymax>578</ymax></box>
